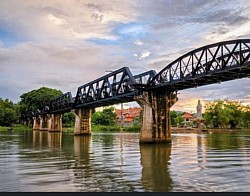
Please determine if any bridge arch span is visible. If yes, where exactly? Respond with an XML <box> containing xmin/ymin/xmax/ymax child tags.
<box><xmin>148</xmin><ymin>39</ymin><xmax>250</xmax><ymax>91</ymax></box>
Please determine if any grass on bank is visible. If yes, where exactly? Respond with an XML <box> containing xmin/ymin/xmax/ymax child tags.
<box><xmin>64</xmin><ymin>125</ymin><xmax>141</xmax><ymax>133</ymax></box>
<box><xmin>0</xmin><ymin>124</ymin><xmax>32</xmax><ymax>132</ymax></box>
<box><xmin>0</xmin><ymin>124</ymin><xmax>141</xmax><ymax>133</ymax></box>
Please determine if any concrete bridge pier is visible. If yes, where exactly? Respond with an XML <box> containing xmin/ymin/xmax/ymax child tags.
<box><xmin>33</xmin><ymin>116</ymin><xmax>40</xmax><ymax>130</ymax></box>
<box><xmin>136</xmin><ymin>91</ymin><xmax>178</xmax><ymax>143</ymax></box>
<box><xmin>39</xmin><ymin>114</ymin><xmax>51</xmax><ymax>131</ymax></box>
<box><xmin>73</xmin><ymin>108</ymin><xmax>93</xmax><ymax>136</ymax></box>
<box><xmin>49</xmin><ymin>114</ymin><xmax>63</xmax><ymax>132</ymax></box>
<box><xmin>33</xmin><ymin>114</ymin><xmax>62</xmax><ymax>132</ymax></box>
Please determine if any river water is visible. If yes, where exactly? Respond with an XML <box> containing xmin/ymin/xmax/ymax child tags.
<box><xmin>0</xmin><ymin>130</ymin><xmax>250</xmax><ymax>192</ymax></box>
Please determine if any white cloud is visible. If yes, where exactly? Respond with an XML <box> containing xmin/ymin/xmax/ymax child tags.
<box><xmin>134</xmin><ymin>39</ymin><xmax>144</xmax><ymax>46</ymax></box>
<box><xmin>139</xmin><ymin>50</ymin><xmax>151</xmax><ymax>59</ymax></box>
<box><xmin>0</xmin><ymin>0</ymin><xmax>138</xmax><ymax>42</ymax></box>
<box><xmin>46</xmin><ymin>14</ymin><xmax>67</xmax><ymax>26</ymax></box>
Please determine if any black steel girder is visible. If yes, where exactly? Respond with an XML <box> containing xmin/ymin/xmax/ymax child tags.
<box><xmin>49</xmin><ymin>92</ymin><xmax>74</xmax><ymax>114</ymax></box>
<box><xmin>148</xmin><ymin>39</ymin><xmax>250</xmax><ymax>91</ymax></box>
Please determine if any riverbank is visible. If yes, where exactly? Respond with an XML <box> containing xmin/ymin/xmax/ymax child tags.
<box><xmin>1</xmin><ymin>124</ymin><xmax>249</xmax><ymax>134</ymax></box>
<box><xmin>0</xmin><ymin>124</ymin><xmax>141</xmax><ymax>133</ymax></box>
<box><xmin>64</xmin><ymin>125</ymin><xmax>141</xmax><ymax>133</ymax></box>
<box><xmin>171</xmin><ymin>127</ymin><xmax>250</xmax><ymax>134</ymax></box>
<box><xmin>0</xmin><ymin>124</ymin><xmax>32</xmax><ymax>132</ymax></box>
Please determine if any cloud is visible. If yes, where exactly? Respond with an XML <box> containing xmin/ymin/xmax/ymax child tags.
<box><xmin>171</xmin><ymin>78</ymin><xmax>250</xmax><ymax>112</ymax></box>
<box><xmin>0</xmin><ymin>40</ymin><xmax>4</xmax><ymax>48</ymax></box>
<box><xmin>139</xmin><ymin>50</ymin><xmax>151</xmax><ymax>59</ymax></box>
<box><xmin>0</xmin><ymin>41</ymin><xmax>125</xmax><ymax>102</ymax></box>
<box><xmin>0</xmin><ymin>0</ymin><xmax>138</xmax><ymax>43</ymax></box>
<box><xmin>0</xmin><ymin>0</ymin><xmax>250</xmax><ymax>108</ymax></box>
<box><xmin>134</xmin><ymin>39</ymin><xmax>144</xmax><ymax>46</ymax></box>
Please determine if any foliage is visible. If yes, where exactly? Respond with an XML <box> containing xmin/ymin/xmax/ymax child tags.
<box><xmin>18</xmin><ymin>87</ymin><xmax>63</xmax><ymax>123</ymax></box>
<box><xmin>241</xmin><ymin>107</ymin><xmax>250</xmax><ymax>128</ymax></box>
<box><xmin>204</xmin><ymin>99</ymin><xmax>250</xmax><ymax>128</ymax></box>
<box><xmin>170</xmin><ymin>110</ymin><xmax>184</xmax><ymax>127</ymax></box>
<box><xmin>62</xmin><ymin>112</ymin><xmax>75</xmax><ymax>128</ymax></box>
<box><xmin>0</xmin><ymin>98</ymin><xmax>19</xmax><ymax>126</ymax></box>
<box><xmin>0</xmin><ymin>124</ymin><xmax>32</xmax><ymax>132</ymax></box>
<box><xmin>92</xmin><ymin>125</ymin><xmax>121</xmax><ymax>132</ymax></box>
<box><xmin>123</xmin><ymin>126</ymin><xmax>141</xmax><ymax>132</ymax></box>
<box><xmin>92</xmin><ymin>125</ymin><xmax>141</xmax><ymax>133</ymax></box>
<box><xmin>91</xmin><ymin>107</ymin><xmax>116</xmax><ymax>126</ymax></box>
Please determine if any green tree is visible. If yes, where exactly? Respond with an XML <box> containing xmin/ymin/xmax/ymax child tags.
<box><xmin>0</xmin><ymin>98</ymin><xmax>18</xmax><ymax>126</ymax></box>
<box><xmin>224</xmin><ymin>101</ymin><xmax>243</xmax><ymax>128</ymax></box>
<box><xmin>204</xmin><ymin>100</ymin><xmax>230</xmax><ymax>128</ymax></box>
<box><xmin>62</xmin><ymin>112</ymin><xmax>75</xmax><ymax>127</ymax></box>
<box><xmin>241</xmin><ymin>106</ymin><xmax>250</xmax><ymax>128</ymax></box>
<box><xmin>204</xmin><ymin>99</ymin><xmax>248</xmax><ymax>128</ymax></box>
<box><xmin>18</xmin><ymin>87</ymin><xmax>63</xmax><ymax>124</ymax></box>
<box><xmin>170</xmin><ymin>110</ymin><xmax>184</xmax><ymax>127</ymax></box>
<box><xmin>92</xmin><ymin>107</ymin><xmax>116</xmax><ymax>126</ymax></box>
<box><xmin>170</xmin><ymin>110</ymin><xmax>178</xmax><ymax>126</ymax></box>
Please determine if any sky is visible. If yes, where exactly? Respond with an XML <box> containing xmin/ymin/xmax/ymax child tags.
<box><xmin>0</xmin><ymin>0</ymin><xmax>250</xmax><ymax>113</ymax></box>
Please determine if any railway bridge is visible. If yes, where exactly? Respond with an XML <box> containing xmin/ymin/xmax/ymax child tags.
<box><xmin>31</xmin><ymin>39</ymin><xmax>250</xmax><ymax>143</ymax></box>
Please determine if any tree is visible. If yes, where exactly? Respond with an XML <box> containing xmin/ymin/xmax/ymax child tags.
<box><xmin>170</xmin><ymin>110</ymin><xmax>184</xmax><ymax>127</ymax></box>
<box><xmin>204</xmin><ymin>99</ymin><xmax>249</xmax><ymax>128</ymax></box>
<box><xmin>0</xmin><ymin>98</ymin><xmax>18</xmax><ymax>126</ymax></box>
<box><xmin>241</xmin><ymin>105</ymin><xmax>250</xmax><ymax>128</ymax></box>
<box><xmin>62</xmin><ymin>112</ymin><xmax>75</xmax><ymax>127</ymax></box>
<box><xmin>91</xmin><ymin>107</ymin><xmax>116</xmax><ymax>126</ymax></box>
<box><xmin>204</xmin><ymin>100</ymin><xmax>231</xmax><ymax>128</ymax></box>
<box><xmin>18</xmin><ymin>87</ymin><xmax>63</xmax><ymax>124</ymax></box>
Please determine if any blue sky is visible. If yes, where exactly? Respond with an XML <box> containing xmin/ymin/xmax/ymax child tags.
<box><xmin>0</xmin><ymin>0</ymin><xmax>249</xmax><ymax>112</ymax></box>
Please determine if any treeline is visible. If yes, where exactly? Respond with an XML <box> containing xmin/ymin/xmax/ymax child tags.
<box><xmin>0</xmin><ymin>98</ymin><xmax>19</xmax><ymax>126</ymax></box>
<box><xmin>0</xmin><ymin>87</ymin><xmax>63</xmax><ymax>127</ymax></box>
<box><xmin>0</xmin><ymin>86</ymin><xmax>118</xmax><ymax>128</ymax></box>
<box><xmin>204</xmin><ymin>100</ymin><xmax>250</xmax><ymax>128</ymax></box>
<box><xmin>0</xmin><ymin>87</ymin><xmax>250</xmax><ymax>129</ymax></box>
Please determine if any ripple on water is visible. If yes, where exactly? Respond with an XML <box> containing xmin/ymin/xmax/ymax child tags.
<box><xmin>1</xmin><ymin>131</ymin><xmax>250</xmax><ymax>191</ymax></box>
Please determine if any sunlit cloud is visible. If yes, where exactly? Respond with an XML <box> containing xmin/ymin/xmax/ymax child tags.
<box><xmin>46</xmin><ymin>14</ymin><xmax>67</xmax><ymax>26</ymax></box>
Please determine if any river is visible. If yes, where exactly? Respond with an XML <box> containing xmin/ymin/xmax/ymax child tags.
<box><xmin>0</xmin><ymin>130</ymin><xmax>250</xmax><ymax>192</ymax></box>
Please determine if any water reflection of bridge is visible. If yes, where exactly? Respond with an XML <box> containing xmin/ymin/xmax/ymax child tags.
<box><xmin>31</xmin><ymin>131</ymin><xmax>174</xmax><ymax>191</ymax></box>
<box><xmin>29</xmin><ymin>131</ymin><xmax>250</xmax><ymax>191</ymax></box>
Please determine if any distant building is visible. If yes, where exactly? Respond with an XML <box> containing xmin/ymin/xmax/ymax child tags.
<box><xmin>115</xmin><ymin>107</ymin><xmax>142</xmax><ymax>127</ymax></box>
<box><xmin>182</xmin><ymin>112</ymin><xmax>196</xmax><ymax>124</ymax></box>
<box><xmin>196</xmin><ymin>99</ymin><xmax>202</xmax><ymax>118</ymax></box>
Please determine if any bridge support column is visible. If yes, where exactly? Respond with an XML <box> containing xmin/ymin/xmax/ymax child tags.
<box><xmin>33</xmin><ymin>116</ymin><xmax>40</xmax><ymax>130</ymax></box>
<box><xmin>73</xmin><ymin>108</ymin><xmax>92</xmax><ymax>136</ymax></box>
<box><xmin>39</xmin><ymin>114</ymin><xmax>51</xmax><ymax>131</ymax></box>
<box><xmin>135</xmin><ymin>91</ymin><xmax>178</xmax><ymax>143</ymax></box>
<box><xmin>49</xmin><ymin>114</ymin><xmax>63</xmax><ymax>132</ymax></box>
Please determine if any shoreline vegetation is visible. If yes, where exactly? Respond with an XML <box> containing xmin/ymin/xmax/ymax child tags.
<box><xmin>1</xmin><ymin>124</ymin><xmax>249</xmax><ymax>133</ymax></box>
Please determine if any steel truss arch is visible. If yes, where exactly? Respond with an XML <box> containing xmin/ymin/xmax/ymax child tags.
<box><xmin>148</xmin><ymin>39</ymin><xmax>250</xmax><ymax>90</ymax></box>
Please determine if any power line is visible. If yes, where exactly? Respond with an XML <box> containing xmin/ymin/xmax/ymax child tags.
<box><xmin>107</xmin><ymin>0</ymin><xmax>250</xmax><ymax>72</ymax></box>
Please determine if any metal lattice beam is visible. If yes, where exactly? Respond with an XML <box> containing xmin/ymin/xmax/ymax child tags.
<box><xmin>148</xmin><ymin>39</ymin><xmax>250</xmax><ymax>91</ymax></box>
<box><xmin>74</xmin><ymin>67</ymin><xmax>136</xmax><ymax>108</ymax></box>
<box><xmin>49</xmin><ymin>92</ymin><xmax>74</xmax><ymax>113</ymax></box>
